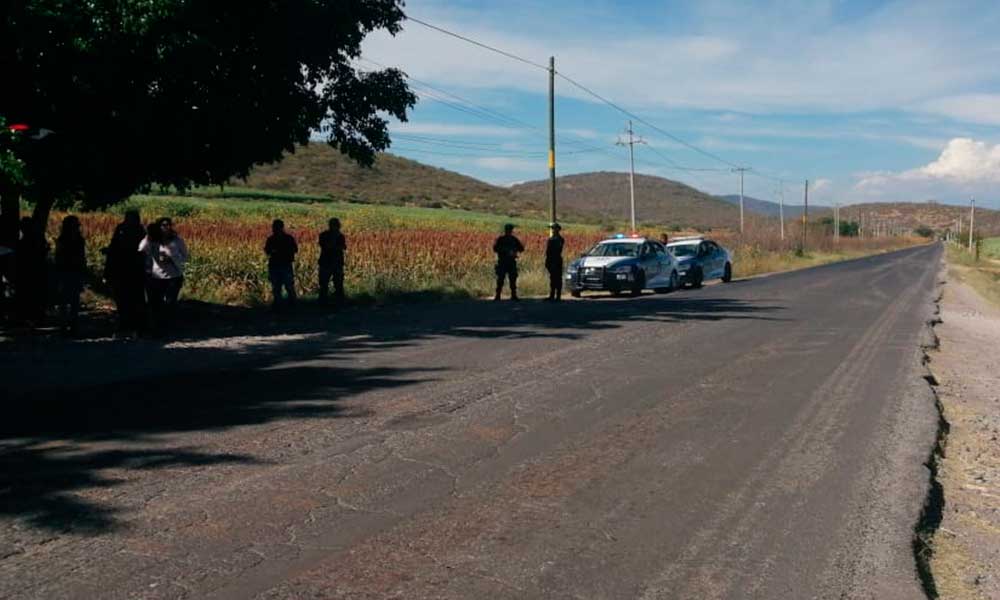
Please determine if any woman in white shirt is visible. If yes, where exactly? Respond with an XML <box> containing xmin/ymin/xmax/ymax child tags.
<box><xmin>139</xmin><ymin>217</ymin><xmax>188</xmax><ymax>335</ymax></box>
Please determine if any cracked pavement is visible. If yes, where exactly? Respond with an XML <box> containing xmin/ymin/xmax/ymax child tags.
<box><xmin>1</xmin><ymin>244</ymin><xmax>941</xmax><ymax>599</ymax></box>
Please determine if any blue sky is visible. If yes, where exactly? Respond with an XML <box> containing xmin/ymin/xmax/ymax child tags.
<box><xmin>361</xmin><ymin>0</ymin><xmax>1000</xmax><ymax>208</ymax></box>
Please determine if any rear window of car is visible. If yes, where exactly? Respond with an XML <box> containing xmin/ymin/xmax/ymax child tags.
<box><xmin>668</xmin><ymin>244</ymin><xmax>698</xmax><ymax>257</ymax></box>
<box><xmin>589</xmin><ymin>242</ymin><xmax>640</xmax><ymax>257</ymax></box>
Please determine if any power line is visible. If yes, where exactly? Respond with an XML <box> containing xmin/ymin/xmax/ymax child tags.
<box><xmin>554</xmin><ymin>71</ymin><xmax>742</xmax><ymax>169</ymax></box>
<box><xmin>401</xmin><ymin>17</ymin><xmax>814</xmax><ymax>185</ymax></box>
<box><xmin>361</xmin><ymin>58</ymin><xmax>615</xmax><ymax>156</ymax></box>
<box><xmin>406</xmin><ymin>16</ymin><xmax>549</xmax><ymax>72</ymax></box>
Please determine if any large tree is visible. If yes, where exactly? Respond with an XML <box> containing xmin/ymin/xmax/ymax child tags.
<box><xmin>0</xmin><ymin>0</ymin><xmax>415</xmax><ymax>239</ymax></box>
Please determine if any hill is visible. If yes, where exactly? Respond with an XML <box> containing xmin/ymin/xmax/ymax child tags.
<box><xmin>718</xmin><ymin>194</ymin><xmax>830</xmax><ymax>219</ymax></box>
<box><xmin>511</xmin><ymin>171</ymin><xmax>739</xmax><ymax>230</ymax></box>
<box><xmin>839</xmin><ymin>202</ymin><xmax>1000</xmax><ymax>236</ymax></box>
<box><xmin>242</xmin><ymin>143</ymin><xmax>533</xmax><ymax>214</ymax></box>
<box><xmin>240</xmin><ymin>144</ymin><xmax>743</xmax><ymax>229</ymax></box>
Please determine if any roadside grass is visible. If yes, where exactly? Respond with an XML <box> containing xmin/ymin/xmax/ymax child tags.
<box><xmin>50</xmin><ymin>195</ymin><xmax>924</xmax><ymax>307</ymax></box>
<box><xmin>946</xmin><ymin>241</ymin><xmax>1000</xmax><ymax>307</ymax></box>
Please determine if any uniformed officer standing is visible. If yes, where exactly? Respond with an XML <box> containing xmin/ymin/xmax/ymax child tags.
<box><xmin>544</xmin><ymin>223</ymin><xmax>564</xmax><ymax>301</ymax></box>
<box><xmin>493</xmin><ymin>223</ymin><xmax>524</xmax><ymax>301</ymax></box>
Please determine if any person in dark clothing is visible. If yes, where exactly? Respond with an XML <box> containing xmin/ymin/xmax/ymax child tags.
<box><xmin>103</xmin><ymin>210</ymin><xmax>146</xmax><ymax>336</ymax></box>
<box><xmin>493</xmin><ymin>223</ymin><xmax>524</xmax><ymax>301</ymax></box>
<box><xmin>264</xmin><ymin>219</ymin><xmax>298</xmax><ymax>309</ymax></box>
<box><xmin>14</xmin><ymin>216</ymin><xmax>49</xmax><ymax>322</ymax></box>
<box><xmin>318</xmin><ymin>217</ymin><xmax>347</xmax><ymax>307</ymax></box>
<box><xmin>54</xmin><ymin>215</ymin><xmax>86</xmax><ymax>334</ymax></box>
<box><xmin>544</xmin><ymin>223</ymin><xmax>565</xmax><ymax>302</ymax></box>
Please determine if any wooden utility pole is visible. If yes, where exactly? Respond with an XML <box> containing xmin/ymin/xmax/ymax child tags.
<box><xmin>778</xmin><ymin>181</ymin><xmax>785</xmax><ymax>241</ymax></box>
<box><xmin>801</xmin><ymin>179</ymin><xmax>809</xmax><ymax>253</ymax></box>
<box><xmin>732</xmin><ymin>167</ymin><xmax>750</xmax><ymax>235</ymax></box>
<box><xmin>968</xmin><ymin>196</ymin><xmax>976</xmax><ymax>252</ymax></box>
<box><xmin>834</xmin><ymin>201</ymin><xmax>839</xmax><ymax>242</ymax></box>
<box><xmin>548</xmin><ymin>56</ymin><xmax>557</xmax><ymax>231</ymax></box>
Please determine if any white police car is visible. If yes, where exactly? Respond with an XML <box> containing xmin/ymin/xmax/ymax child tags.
<box><xmin>666</xmin><ymin>236</ymin><xmax>733</xmax><ymax>288</ymax></box>
<box><xmin>566</xmin><ymin>235</ymin><xmax>680</xmax><ymax>298</ymax></box>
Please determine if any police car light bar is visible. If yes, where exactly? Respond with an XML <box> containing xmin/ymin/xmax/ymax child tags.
<box><xmin>614</xmin><ymin>233</ymin><xmax>625</xmax><ymax>239</ymax></box>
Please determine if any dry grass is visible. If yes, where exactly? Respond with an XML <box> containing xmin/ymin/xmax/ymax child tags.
<box><xmin>49</xmin><ymin>196</ymin><xmax>923</xmax><ymax>307</ymax></box>
<box><xmin>947</xmin><ymin>241</ymin><xmax>1000</xmax><ymax>307</ymax></box>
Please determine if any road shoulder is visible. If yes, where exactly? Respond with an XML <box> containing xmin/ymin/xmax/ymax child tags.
<box><xmin>927</xmin><ymin>271</ymin><xmax>1000</xmax><ymax>598</ymax></box>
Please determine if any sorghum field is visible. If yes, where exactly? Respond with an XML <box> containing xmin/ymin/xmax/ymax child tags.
<box><xmin>49</xmin><ymin>191</ymin><xmax>924</xmax><ymax>306</ymax></box>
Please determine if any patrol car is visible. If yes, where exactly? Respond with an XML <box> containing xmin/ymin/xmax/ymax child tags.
<box><xmin>566</xmin><ymin>235</ymin><xmax>680</xmax><ymax>298</ymax></box>
<box><xmin>665</xmin><ymin>236</ymin><xmax>733</xmax><ymax>288</ymax></box>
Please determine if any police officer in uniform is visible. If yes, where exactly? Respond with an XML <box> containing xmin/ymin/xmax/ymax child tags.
<box><xmin>544</xmin><ymin>223</ymin><xmax>564</xmax><ymax>301</ymax></box>
<box><xmin>493</xmin><ymin>223</ymin><xmax>524</xmax><ymax>301</ymax></box>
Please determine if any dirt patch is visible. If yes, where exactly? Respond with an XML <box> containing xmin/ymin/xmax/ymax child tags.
<box><xmin>926</xmin><ymin>272</ymin><xmax>1000</xmax><ymax>599</ymax></box>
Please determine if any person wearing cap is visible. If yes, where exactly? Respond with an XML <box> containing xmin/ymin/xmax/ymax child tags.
<box><xmin>545</xmin><ymin>223</ymin><xmax>565</xmax><ymax>301</ymax></box>
<box><xmin>492</xmin><ymin>223</ymin><xmax>524</xmax><ymax>301</ymax></box>
<box><xmin>318</xmin><ymin>217</ymin><xmax>347</xmax><ymax>307</ymax></box>
<box><xmin>264</xmin><ymin>219</ymin><xmax>298</xmax><ymax>310</ymax></box>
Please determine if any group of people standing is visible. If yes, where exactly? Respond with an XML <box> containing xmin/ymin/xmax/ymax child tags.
<box><xmin>264</xmin><ymin>217</ymin><xmax>347</xmax><ymax>310</ymax></box>
<box><xmin>492</xmin><ymin>222</ymin><xmax>564</xmax><ymax>302</ymax></box>
<box><xmin>0</xmin><ymin>210</ymin><xmax>187</xmax><ymax>337</ymax></box>
<box><xmin>2</xmin><ymin>212</ymin><xmax>565</xmax><ymax>337</ymax></box>
<box><xmin>103</xmin><ymin>210</ymin><xmax>188</xmax><ymax>337</ymax></box>
<box><xmin>3</xmin><ymin>215</ymin><xmax>88</xmax><ymax>332</ymax></box>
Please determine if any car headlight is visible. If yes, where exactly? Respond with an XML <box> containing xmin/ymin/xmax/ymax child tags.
<box><xmin>609</xmin><ymin>265</ymin><xmax>633</xmax><ymax>273</ymax></box>
<box><xmin>567</xmin><ymin>264</ymin><xmax>579</xmax><ymax>274</ymax></box>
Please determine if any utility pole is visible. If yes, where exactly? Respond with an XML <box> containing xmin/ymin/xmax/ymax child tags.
<box><xmin>801</xmin><ymin>179</ymin><xmax>809</xmax><ymax>253</ymax></box>
<box><xmin>778</xmin><ymin>180</ymin><xmax>785</xmax><ymax>241</ymax></box>
<box><xmin>616</xmin><ymin>120</ymin><xmax>645</xmax><ymax>233</ymax></box>
<box><xmin>968</xmin><ymin>196</ymin><xmax>976</xmax><ymax>251</ymax></box>
<box><xmin>548</xmin><ymin>56</ymin><xmax>556</xmax><ymax>231</ymax></box>
<box><xmin>834</xmin><ymin>201</ymin><xmax>840</xmax><ymax>243</ymax></box>
<box><xmin>732</xmin><ymin>167</ymin><xmax>751</xmax><ymax>234</ymax></box>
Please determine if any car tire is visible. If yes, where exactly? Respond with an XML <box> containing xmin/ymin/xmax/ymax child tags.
<box><xmin>722</xmin><ymin>263</ymin><xmax>732</xmax><ymax>283</ymax></box>
<box><xmin>571</xmin><ymin>290</ymin><xmax>582</xmax><ymax>298</ymax></box>
<box><xmin>690</xmin><ymin>268</ymin><xmax>703</xmax><ymax>289</ymax></box>
<box><xmin>630</xmin><ymin>272</ymin><xmax>645</xmax><ymax>297</ymax></box>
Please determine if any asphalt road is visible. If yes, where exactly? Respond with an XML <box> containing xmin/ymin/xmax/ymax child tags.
<box><xmin>1</xmin><ymin>243</ymin><xmax>942</xmax><ymax>599</ymax></box>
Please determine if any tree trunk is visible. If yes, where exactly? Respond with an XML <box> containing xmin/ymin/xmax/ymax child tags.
<box><xmin>0</xmin><ymin>181</ymin><xmax>21</xmax><ymax>247</ymax></box>
<box><xmin>31</xmin><ymin>195</ymin><xmax>55</xmax><ymax>235</ymax></box>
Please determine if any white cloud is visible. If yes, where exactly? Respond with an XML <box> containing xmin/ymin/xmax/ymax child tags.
<box><xmin>473</xmin><ymin>156</ymin><xmax>540</xmax><ymax>172</ymax></box>
<box><xmin>563</xmin><ymin>128</ymin><xmax>602</xmax><ymax>140</ymax></box>
<box><xmin>853</xmin><ymin>138</ymin><xmax>1000</xmax><ymax>202</ymax></box>
<box><xmin>391</xmin><ymin>122</ymin><xmax>523</xmax><ymax>137</ymax></box>
<box><xmin>812</xmin><ymin>178</ymin><xmax>832</xmax><ymax>193</ymax></box>
<box><xmin>917</xmin><ymin>94</ymin><xmax>1000</xmax><ymax>126</ymax></box>
<box><xmin>363</xmin><ymin>3</ymin><xmax>1000</xmax><ymax>117</ymax></box>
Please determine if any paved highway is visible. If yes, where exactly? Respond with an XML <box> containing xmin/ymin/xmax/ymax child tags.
<box><xmin>0</xmin><ymin>244</ymin><xmax>942</xmax><ymax>599</ymax></box>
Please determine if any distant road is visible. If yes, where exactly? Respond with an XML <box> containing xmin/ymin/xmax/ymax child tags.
<box><xmin>0</xmin><ymin>244</ymin><xmax>942</xmax><ymax>599</ymax></box>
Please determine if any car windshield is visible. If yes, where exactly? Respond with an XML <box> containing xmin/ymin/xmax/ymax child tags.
<box><xmin>668</xmin><ymin>244</ymin><xmax>699</xmax><ymax>257</ymax></box>
<box><xmin>588</xmin><ymin>242</ymin><xmax>640</xmax><ymax>257</ymax></box>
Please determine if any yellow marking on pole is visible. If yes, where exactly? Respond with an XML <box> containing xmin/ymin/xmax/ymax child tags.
<box><xmin>548</xmin><ymin>150</ymin><xmax>555</xmax><ymax>169</ymax></box>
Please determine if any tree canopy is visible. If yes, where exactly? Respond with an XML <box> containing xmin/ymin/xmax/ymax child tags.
<box><xmin>0</xmin><ymin>0</ymin><xmax>415</xmax><ymax>218</ymax></box>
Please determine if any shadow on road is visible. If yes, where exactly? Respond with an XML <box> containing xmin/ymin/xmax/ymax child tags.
<box><xmin>1</xmin><ymin>289</ymin><xmax>784</xmax><ymax>533</ymax></box>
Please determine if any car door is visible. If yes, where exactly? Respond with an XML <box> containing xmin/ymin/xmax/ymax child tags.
<box><xmin>653</xmin><ymin>242</ymin><xmax>671</xmax><ymax>283</ymax></box>
<box><xmin>640</xmin><ymin>243</ymin><xmax>660</xmax><ymax>283</ymax></box>
<box><xmin>697</xmin><ymin>242</ymin><xmax>711</xmax><ymax>277</ymax></box>
<box><xmin>705</xmin><ymin>242</ymin><xmax>721</xmax><ymax>278</ymax></box>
